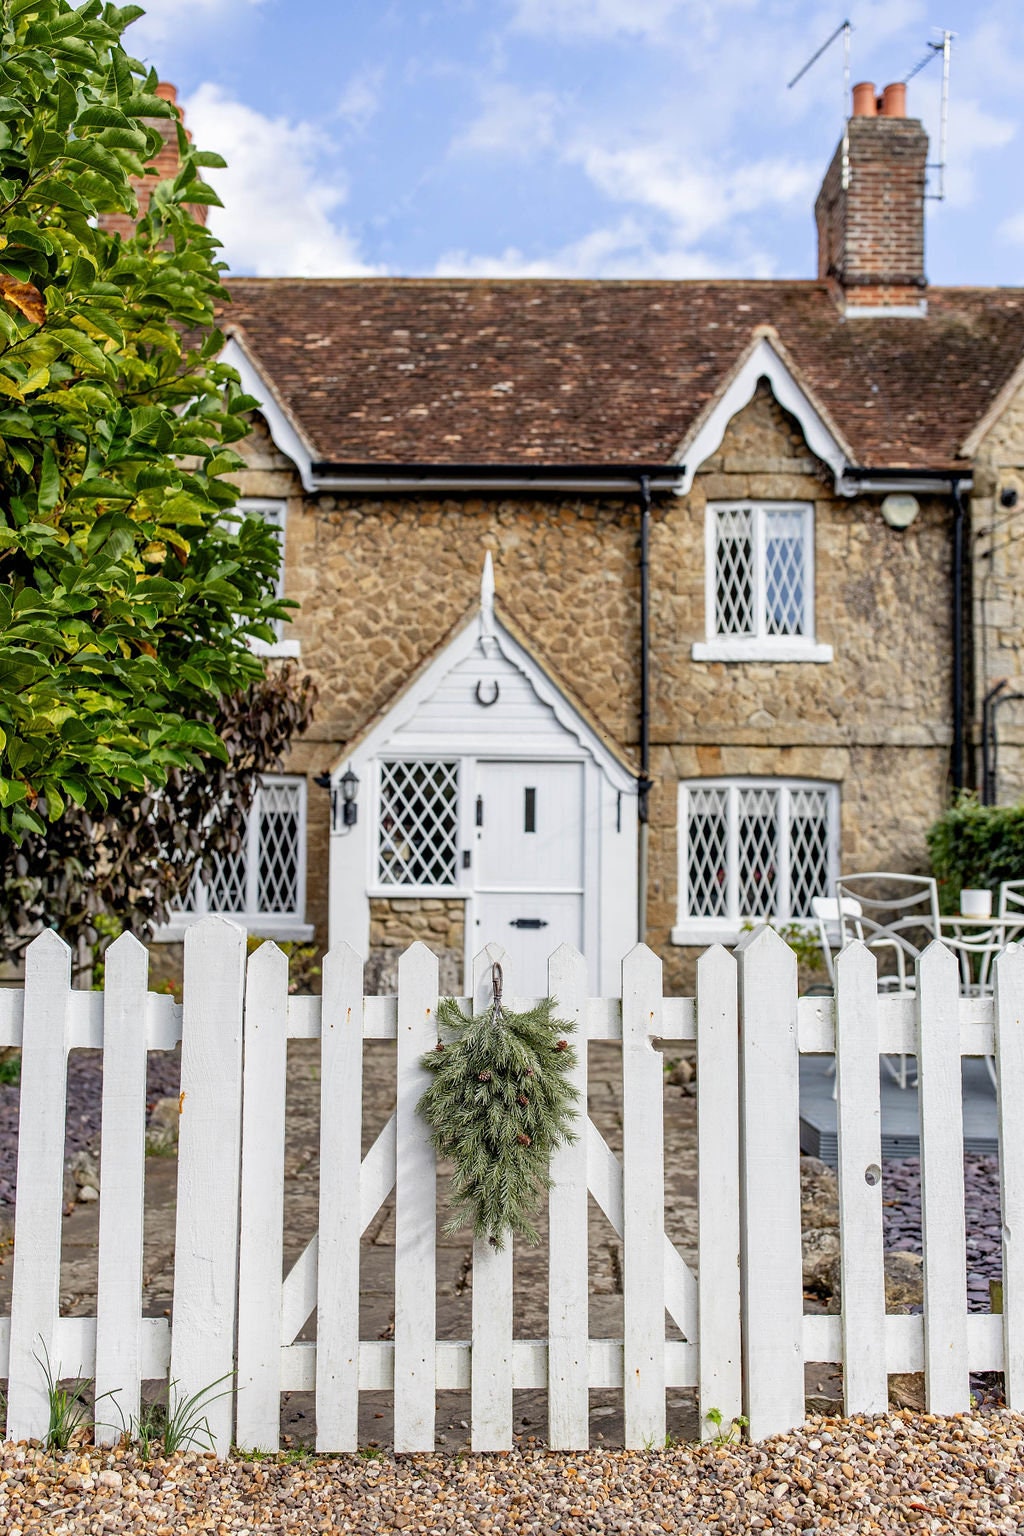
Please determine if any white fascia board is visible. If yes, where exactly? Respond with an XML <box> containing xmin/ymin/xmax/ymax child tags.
<box><xmin>329</xmin><ymin>610</ymin><xmax>637</xmax><ymax>795</ymax></box>
<box><xmin>220</xmin><ymin>335</ymin><xmax>317</xmax><ymax>492</ymax></box>
<box><xmin>310</xmin><ymin>474</ymin><xmax>684</xmax><ymax>494</ymax></box>
<box><xmin>676</xmin><ymin>336</ymin><xmax>850</xmax><ymax>493</ymax></box>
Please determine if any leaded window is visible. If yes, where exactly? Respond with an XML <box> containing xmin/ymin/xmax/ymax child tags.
<box><xmin>183</xmin><ymin>775</ymin><xmax>306</xmax><ymax>920</ymax></box>
<box><xmin>710</xmin><ymin>502</ymin><xmax>813</xmax><ymax>643</ymax></box>
<box><xmin>378</xmin><ymin>760</ymin><xmax>460</xmax><ymax>887</ymax></box>
<box><xmin>678</xmin><ymin>779</ymin><xmax>836</xmax><ymax>930</ymax></box>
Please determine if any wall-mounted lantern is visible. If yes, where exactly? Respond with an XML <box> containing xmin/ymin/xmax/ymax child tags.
<box><xmin>315</xmin><ymin>766</ymin><xmax>360</xmax><ymax>831</ymax></box>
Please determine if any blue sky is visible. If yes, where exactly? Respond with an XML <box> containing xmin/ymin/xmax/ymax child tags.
<box><xmin>128</xmin><ymin>0</ymin><xmax>1023</xmax><ymax>286</ymax></box>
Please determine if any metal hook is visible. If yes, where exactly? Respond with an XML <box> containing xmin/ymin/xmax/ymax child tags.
<box><xmin>475</xmin><ymin>679</ymin><xmax>500</xmax><ymax>708</ymax></box>
<box><xmin>491</xmin><ymin>961</ymin><xmax>504</xmax><ymax>1018</ymax></box>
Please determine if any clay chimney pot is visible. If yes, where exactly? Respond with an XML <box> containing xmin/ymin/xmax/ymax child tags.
<box><xmin>880</xmin><ymin>82</ymin><xmax>907</xmax><ymax>118</ymax></box>
<box><xmin>851</xmin><ymin>81</ymin><xmax>877</xmax><ymax>117</ymax></box>
<box><xmin>155</xmin><ymin>81</ymin><xmax>178</xmax><ymax>104</ymax></box>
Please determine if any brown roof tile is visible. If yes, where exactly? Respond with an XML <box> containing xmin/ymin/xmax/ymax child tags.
<box><xmin>220</xmin><ymin>278</ymin><xmax>1024</xmax><ymax>470</ymax></box>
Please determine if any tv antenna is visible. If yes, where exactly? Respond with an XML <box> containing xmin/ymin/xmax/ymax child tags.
<box><xmin>904</xmin><ymin>28</ymin><xmax>954</xmax><ymax>201</ymax></box>
<box><xmin>788</xmin><ymin>19</ymin><xmax>852</xmax><ymax>188</ymax></box>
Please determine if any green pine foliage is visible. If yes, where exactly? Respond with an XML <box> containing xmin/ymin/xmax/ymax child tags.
<box><xmin>418</xmin><ymin>992</ymin><xmax>580</xmax><ymax>1249</ymax></box>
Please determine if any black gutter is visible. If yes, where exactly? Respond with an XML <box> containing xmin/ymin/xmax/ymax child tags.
<box><xmin>309</xmin><ymin>461</ymin><xmax>685</xmax><ymax>480</ymax></box>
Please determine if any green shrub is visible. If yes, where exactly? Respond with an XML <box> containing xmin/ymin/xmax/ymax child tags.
<box><xmin>926</xmin><ymin>794</ymin><xmax>1024</xmax><ymax>913</ymax></box>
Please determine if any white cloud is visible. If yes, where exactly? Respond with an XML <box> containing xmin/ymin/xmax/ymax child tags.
<box><xmin>998</xmin><ymin>210</ymin><xmax>1024</xmax><ymax>247</ymax></box>
<box><xmin>182</xmin><ymin>83</ymin><xmax>378</xmax><ymax>277</ymax></box>
<box><xmin>571</xmin><ymin>141</ymin><xmax>818</xmax><ymax>245</ymax></box>
<box><xmin>453</xmin><ymin>83</ymin><xmax>561</xmax><ymax>158</ymax></box>
<box><xmin>435</xmin><ymin>215</ymin><xmax>772</xmax><ymax>279</ymax></box>
<box><xmin>939</xmin><ymin>97</ymin><xmax>1016</xmax><ymax>207</ymax></box>
<box><xmin>335</xmin><ymin>69</ymin><xmax>383</xmax><ymax>134</ymax></box>
<box><xmin>508</xmin><ymin>0</ymin><xmax>758</xmax><ymax>42</ymax></box>
<box><xmin>127</xmin><ymin>0</ymin><xmax>263</xmax><ymax>55</ymax></box>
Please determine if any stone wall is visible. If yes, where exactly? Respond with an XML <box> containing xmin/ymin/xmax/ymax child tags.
<box><xmin>971</xmin><ymin>373</ymin><xmax>1024</xmax><ymax>803</ymax></box>
<box><xmin>193</xmin><ymin>383</ymin><xmax>959</xmax><ymax>992</ymax></box>
<box><xmin>366</xmin><ymin>897</ymin><xmax>465</xmax><ymax>995</ymax></box>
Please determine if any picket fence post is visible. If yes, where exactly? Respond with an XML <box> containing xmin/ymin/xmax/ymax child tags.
<box><xmin>547</xmin><ymin>943</ymin><xmax>589</xmax><ymax>1450</ymax></box>
<box><xmin>471</xmin><ymin>945</ymin><xmax>513</xmax><ymax>1452</ymax></box>
<box><xmin>6</xmin><ymin>930</ymin><xmax>73</xmax><ymax>1442</ymax></box>
<box><xmin>169</xmin><ymin>917</ymin><xmax>246</xmax><ymax>1456</ymax></box>
<box><xmin>393</xmin><ymin>942</ymin><xmax>439</xmax><ymax>1453</ymax></box>
<box><xmin>916</xmin><ymin>941</ymin><xmax>969</xmax><ymax>1413</ymax></box>
<box><xmin>94</xmin><ymin>932</ymin><xmax>152</xmax><ymax>1445</ymax></box>
<box><xmin>696</xmin><ymin>944</ymin><xmax>742</xmax><ymax>1439</ymax></box>
<box><xmin>833</xmin><ymin>941</ymin><xmax>887</xmax><ymax>1416</ymax></box>
<box><xmin>315</xmin><ymin>942</ymin><xmax>365</xmax><ymax>1451</ymax></box>
<box><xmin>737</xmin><ymin>925</ymin><xmax>804</xmax><ymax>1440</ymax></box>
<box><xmin>235</xmin><ymin>940</ymin><xmax>289</xmax><ymax>1452</ymax></box>
<box><xmin>994</xmin><ymin>944</ymin><xmax>1024</xmax><ymax>1408</ymax></box>
<box><xmin>621</xmin><ymin>943</ymin><xmax>665</xmax><ymax>1449</ymax></box>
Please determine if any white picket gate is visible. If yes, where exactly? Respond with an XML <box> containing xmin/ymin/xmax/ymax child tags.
<box><xmin>0</xmin><ymin>918</ymin><xmax>1021</xmax><ymax>1455</ymax></box>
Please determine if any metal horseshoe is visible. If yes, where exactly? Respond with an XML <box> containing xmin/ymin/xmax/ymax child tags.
<box><xmin>475</xmin><ymin>679</ymin><xmax>500</xmax><ymax>708</ymax></box>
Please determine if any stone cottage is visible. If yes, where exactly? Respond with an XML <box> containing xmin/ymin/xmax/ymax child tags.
<box><xmin>151</xmin><ymin>81</ymin><xmax>1024</xmax><ymax>995</ymax></box>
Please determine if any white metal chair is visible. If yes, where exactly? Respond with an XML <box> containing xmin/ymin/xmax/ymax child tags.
<box><xmin>998</xmin><ymin>879</ymin><xmax>1024</xmax><ymax>938</ymax></box>
<box><xmin>810</xmin><ymin>894</ymin><xmax>863</xmax><ymax>986</ymax></box>
<box><xmin>832</xmin><ymin>873</ymin><xmax>941</xmax><ymax>1089</ymax></box>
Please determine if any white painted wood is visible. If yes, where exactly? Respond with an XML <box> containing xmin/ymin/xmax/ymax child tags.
<box><xmin>621</xmin><ymin>944</ymin><xmax>666</xmax><ymax>1448</ymax></box>
<box><xmin>169</xmin><ymin>918</ymin><xmax>246</xmax><ymax>1456</ymax></box>
<box><xmin>585</xmin><ymin>1121</ymin><xmax>696</xmax><ymax>1335</ymax></box>
<box><xmin>470</xmin><ymin>944</ymin><xmax>514</xmax><ymax>1452</ymax></box>
<box><xmin>6</xmin><ymin>931</ymin><xmax>73</xmax><ymax>1441</ymax></box>
<box><xmin>994</xmin><ymin>945</ymin><xmax>1024</xmax><ymax>1408</ymax></box>
<box><xmin>235</xmin><ymin>941</ymin><xmax>289</xmax><ymax>1452</ymax></box>
<box><xmin>737</xmin><ymin>926</ymin><xmax>804</xmax><ymax>1440</ymax></box>
<box><xmin>393</xmin><ymin>942</ymin><xmax>439</xmax><ymax>1452</ymax></box>
<box><xmin>833</xmin><ymin>942</ymin><xmax>887</xmax><ymax>1415</ymax></box>
<box><xmin>94</xmin><ymin>934</ymin><xmax>151</xmax><ymax>1445</ymax></box>
<box><xmin>916</xmin><ymin>941</ymin><xmax>969</xmax><ymax>1414</ymax></box>
<box><xmin>316</xmin><ymin>943</ymin><xmax>365</xmax><ymax>1451</ymax></box>
<box><xmin>547</xmin><ymin>943</ymin><xmax>589</xmax><ymax>1449</ymax></box>
<box><xmin>696</xmin><ymin>945</ymin><xmax>742</xmax><ymax>1439</ymax></box>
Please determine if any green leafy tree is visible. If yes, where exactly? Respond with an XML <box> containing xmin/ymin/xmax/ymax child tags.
<box><xmin>0</xmin><ymin>0</ymin><xmax>288</xmax><ymax>840</ymax></box>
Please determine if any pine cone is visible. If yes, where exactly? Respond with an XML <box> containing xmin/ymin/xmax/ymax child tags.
<box><xmin>517</xmin><ymin>1133</ymin><xmax>531</xmax><ymax>1146</ymax></box>
<box><xmin>525</xmin><ymin>1067</ymin><xmax>535</xmax><ymax>1077</ymax></box>
<box><xmin>435</xmin><ymin>1042</ymin><xmax>445</xmax><ymax>1052</ymax></box>
<box><xmin>517</xmin><ymin>1094</ymin><xmax>529</xmax><ymax>1106</ymax></box>
<box><xmin>556</xmin><ymin>1040</ymin><xmax>568</xmax><ymax>1051</ymax></box>
<box><xmin>478</xmin><ymin>1070</ymin><xmax>492</xmax><ymax>1082</ymax></box>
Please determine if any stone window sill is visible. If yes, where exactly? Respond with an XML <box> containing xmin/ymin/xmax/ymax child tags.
<box><xmin>249</xmin><ymin>638</ymin><xmax>302</xmax><ymax>659</ymax></box>
<box><xmin>692</xmin><ymin>640</ymin><xmax>833</xmax><ymax>664</ymax></box>
<box><xmin>153</xmin><ymin>915</ymin><xmax>314</xmax><ymax>943</ymax></box>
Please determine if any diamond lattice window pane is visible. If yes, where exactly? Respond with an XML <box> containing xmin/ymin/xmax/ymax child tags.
<box><xmin>764</xmin><ymin>510</ymin><xmax>806</xmax><ymax>636</ymax></box>
<box><xmin>788</xmin><ymin>788</ymin><xmax>831</xmax><ymax>918</ymax></box>
<box><xmin>257</xmin><ymin>779</ymin><xmax>302</xmax><ymax>914</ymax></box>
<box><xmin>738</xmin><ymin>787</ymin><xmax>779</xmax><ymax>917</ymax></box>
<box><xmin>378</xmin><ymin>760</ymin><xmax>459</xmax><ymax>886</ymax></box>
<box><xmin>686</xmin><ymin>788</ymin><xmax>729</xmax><ymax>917</ymax></box>
<box><xmin>206</xmin><ymin>840</ymin><xmax>248</xmax><ymax>911</ymax></box>
<box><xmin>714</xmin><ymin>508</ymin><xmax>755</xmax><ymax>637</ymax></box>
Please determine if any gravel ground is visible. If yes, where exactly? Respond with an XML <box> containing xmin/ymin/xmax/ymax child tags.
<box><xmin>1</xmin><ymin>1411</ymin><xmax>1022</xmax><ymax>1534</ymax></box>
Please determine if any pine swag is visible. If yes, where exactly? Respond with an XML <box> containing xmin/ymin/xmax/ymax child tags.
<box><xmin>417</xmin><ymin>963</ymin><xmax>580</xmax><ymax>1249</ymax></box>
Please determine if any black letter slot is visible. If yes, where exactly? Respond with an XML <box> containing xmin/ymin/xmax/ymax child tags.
<box><xmin>510</xmin><ymin>917</ymin><xmax>549</xmax><ymax>929</ymax></box>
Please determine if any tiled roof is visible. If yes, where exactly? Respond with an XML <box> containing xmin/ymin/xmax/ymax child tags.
<box><xmin>220</xmin><ymin>278</ymin><xmax>1024</xmax><ymax>470</ymax></box>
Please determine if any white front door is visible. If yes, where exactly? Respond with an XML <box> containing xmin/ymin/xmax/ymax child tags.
<box><xmin>473</xmin><ymin>760</ymin><xmax>584</xmax><ymax>995</ymax></box>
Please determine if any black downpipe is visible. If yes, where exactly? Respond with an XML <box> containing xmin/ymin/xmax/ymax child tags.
<box><xmin>952</xmin><ymin>478</ymin><xmax>967</xmax><ymax>793</ymax></box>
<box><xmin>637</xmin><ymin>475</ymin><xmax>652</xmax><ymax>944</ymax></box>
<box><xmin>639</xmin><ymin>475</ymin><xmax>652</xmax><ymax>824</ymax></box>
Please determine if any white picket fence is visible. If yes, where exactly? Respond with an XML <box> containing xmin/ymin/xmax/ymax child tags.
<box><xmin>0</xmin><ymin>918</ymin><xmax>1022</xmax><ymax>1455</ymax></box>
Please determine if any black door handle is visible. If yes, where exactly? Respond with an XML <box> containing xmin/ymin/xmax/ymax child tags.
<box><xmin>509</xmin><ymin>918</ymin><xmax>549</xmax><ymax>929</ymax></box>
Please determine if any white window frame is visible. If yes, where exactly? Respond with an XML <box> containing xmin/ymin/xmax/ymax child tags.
<box><xmin>368</xmin><ymin>755</ymin><xmax>471</xmax><ymax>900</ymax></box>
<box><xmin>240</xmin><ymin>498</ymin><xmax>301</xmax><ymax>659</ymax></box>
<box><xmin>692</xmin><ymin>500</ymin><xmax>832</xmax><ymax>663</ymax></box>
<box><xmin>153</xmin><ymin>774</ymin><xmax>312</xmax><ymax>941</ymax></box>
<box><xmin>672</xmin><ymin>776</ymin><xmax>840</xmax><ymax>945</ymax></box>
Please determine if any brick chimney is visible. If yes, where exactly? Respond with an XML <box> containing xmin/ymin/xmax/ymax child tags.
<box><xmin>814</xmin><ymin>81</ymin><xmax>929</xmax><ymax>316</ymax></box>
<box><xmin>98</xmin><ymin>83</ymin><xmax>208</xmax><ymax>238</ymax></box>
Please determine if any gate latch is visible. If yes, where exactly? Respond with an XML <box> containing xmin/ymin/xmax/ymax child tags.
<box><xmin>509</xmin><ymin>918</ymin><xmax>549</xmax><ymax>929</ymax></box>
